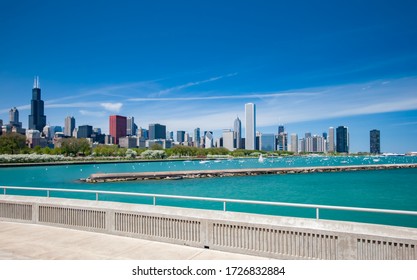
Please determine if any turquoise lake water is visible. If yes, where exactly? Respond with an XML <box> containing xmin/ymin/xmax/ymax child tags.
<box><xmin>1</xmin><ymin>155</ymin><xmax>417</xmax><ymax>228</ymax></box>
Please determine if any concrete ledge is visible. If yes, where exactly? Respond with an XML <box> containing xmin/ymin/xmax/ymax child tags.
<box><xmin>1</xmin><ymin>195</ymin><xmax>416</xmax><ymax>260</ymax></box>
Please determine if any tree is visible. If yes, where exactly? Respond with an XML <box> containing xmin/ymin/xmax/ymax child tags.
<box><xmin>150</xmin><ymin>143</ymin><xmax>163</xmax><ymax>150</ymax></box>
<box><xmin>93</xmin><ymin>145</ymin><xmax>119</xmax><ymax>156</ymax></box>
<box><xmin>0</xmin><ymin>133</ymin><xmax>27</xmax><ymax>154</ymax></box>
<box><xmin>60</xmin><ymin>138</ymin><xmax>91</xmax><ymax>156</ymax></box>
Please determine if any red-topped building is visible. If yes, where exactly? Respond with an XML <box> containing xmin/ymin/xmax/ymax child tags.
<box><xmin>109</xmin><ymin>115</ymin><xmax>127</xmax><ymax>144</ymax></box>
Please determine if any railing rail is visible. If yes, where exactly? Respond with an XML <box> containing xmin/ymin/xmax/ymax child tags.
<box><xmin>2</xmin><ymin>185</ymin><xmax>417</xmax><ymax>220</ymax></box>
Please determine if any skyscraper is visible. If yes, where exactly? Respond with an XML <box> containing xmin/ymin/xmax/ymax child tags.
<box><xmin>222</xmin><ymin>129</ymin><xmax>234</xmax><ymax>151</ymax></box>
<box><xmin>234</xmin><ymin>116</ymin><xmax>241</xmax><ymax>149</ymax></box>
<box><xmin>9</xmin><ymin>107</ymin><xmax>21</xmax><ymax>127</ymax></box>
<box><xmin>278</xmin><ymin>125</ymin><xmax>284</xmax><ymax>134</ymax></box>
<box><xmin>28</xmin><ymin>76</ymin><xmax>46</xmax><ymax>131</ymax></box>
<box><xmin>260</xmin><ymin>133</ymin><xmax>275</xmax><ymax>151</ymax></box>
<box><xmin>126</xmin><ymin>117</ymin><xmax>137</xmax><ymax>136</ymax></box>
<box><xmin>336</xmin><ymin>126</ymin><xmax>349</xmax><ymax>153</ymax></box>
<box><xmin>78</xmin><ymin>125</ymin><xmax>93</xmax><ymax>139</ymax></box>
<box><xmin>109</xmin><ymin>115</ymin><xmax>127</xmax><ymax>144</ymax></box>
<box><xmin>64</xmin><ymin>116</ymin><xmax>76</xmax><ymax>137</ymax></box>
<box><xmin>245</xmin><ymin>103</ymin><xmax>256</xmax><ymax>150</ymax></box>
<box><xmin>205</xmin><ymin>131</ymin><xmax>213</xmax><ymax>148</ymax></box>
<box><xmin>328</xmin><ymin>127</ymin><xmax>335</xmax><ymax>153</ymax></box>
<box><xmin>370</xmin><ymin>129</ymin><xmax>381</xmax><ymax>154</ymax></box>
<box><xmin>149</xmin><ymin>123</ymin><xmax>166</xmax><ymax>140</ymax></box>
<box><xmin>194</xmin><ymin>128</ymin><xmax>200</xmax><ymax>147</ymax></box>
<box><xmin>176</xmin><ymin>131</ymin><xmax>185</xmax><ymax>143</ymax></box>
<box><xmin>290</xmin><ymin>133</ymin><xmax>298</xmax><ymax>154</ymax></box>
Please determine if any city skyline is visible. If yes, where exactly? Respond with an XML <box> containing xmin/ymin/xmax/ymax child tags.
<box><xmin>1</xmin><ymin>1</ymin><xmax>417</xmax><ymax>153</ymax></box>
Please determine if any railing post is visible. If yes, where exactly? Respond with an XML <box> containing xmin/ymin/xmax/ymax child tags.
<box><xmin>223</xmin><ymin>201</ymin><xmax>226</xmax><ymax>211</ymax></box>
<box><xmin>47</xmin><ymin>190</ymin><xmax>50</xmax><ymax>198</ymax></box>
<box><xmin>3</xmin><ymin>188</ymin><xmax>5</xmax><ymax>195</ymax></box>
<box><xmin>316</xmin><ymin>208</ymin><xmax>320</xmax><ymax>220</ymax></box>
<box><xmin>96</xmin><ymin>192</ymin><xmax>99</xmax><ymax>201</ymax></box>
<box><xmin>153</xmin><ymin>196</ymin><xmax>156</xmax><ymax>206</ymax></box>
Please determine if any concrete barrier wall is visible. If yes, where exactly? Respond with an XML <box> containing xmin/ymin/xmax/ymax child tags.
<box><xmin>1</xmin><ymin>196</ymin><xmax>416</xmax><ymax>260</ymax></box>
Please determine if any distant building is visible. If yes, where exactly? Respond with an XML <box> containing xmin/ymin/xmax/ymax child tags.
<box><xmin>9</xmin><ymin>107</ymin><xmax>21</xmax><ymax>128</ymax></box>
<box><xmin>245</xmin><ymin>103</ymin><xmax>256</xmax><ymax>150</ymax></box>
<box><xmin>184</xmin><ymin>132</ymin><xmax>191</xmax><ymax>145</ymax></box>
<box><xmin>109</xmin><ymin>115</ymin><xmax>127</xmax><ymax>144</ymax></box>
<box><xmin>78</xmin><ymin>125</ymin><xmax>93</xmax><ymax>139</ymax></box>
<box><xmin>290</xmin><ymin>133</ymin><xmax>298</xmax><ymax>154</ymax></box>
<box><xmin>8</xmin><ymin>107</ymin><xmax>25</xmax><ymax>134</ymax></box>
<box><xmin>126</xmin><ymin>117</ymin><xmax>137</xmax><ymax>136</ymax></box>
<box><xmin>119</xmin><ymin>136</ymin><xmax>137</xmax><ymax>148</ymax></box>
<box><xmin>194</xmin><ymin>128</ymin><xmax>200</xmax><ymax>147</ymax></box>
<box><xmin>149</xmin><ymin>123</ymin><xmax>166</xmax><ymax>140</ymax></box>
<box><xmin>137</xmin><ymin>127</ymin><xmax>148</xmax><ymax>140</ymax></box>
<box><xmin>28</xmin><ymin>76</ymin><xmax>46</xmax><ymax>132</ymax></box>
<box><xmin>147</xmin><ymin>139</ymin><xmax>172</xmax><ymax>149</ymax></box>
<box><xmin>64</xmin><ymin>116</ymin><xmax>76</xmax><ymax>137</ymax></box>
<box><xmin>205</xmin><ymin>131</ymin><xmax>214</xmax><ymax>148</ymax></box>
<box><xmin>336</xmin><ymin>126</ymin><xmax>349</xmax><ymax>153</ymax></box>
<box><xmin>176</xmin><ymin>130</ymin><xmax>185</xmax><ymax>143</ymax></box>
<box><xmin>43</xmin><ymin>125</ymin><xmax>53</xmax><ymax>140</ymax></box>
<box><xmin>370</xmin><ymin>129</ymin><xmax>381</xmax><ymax>154</ymax></box>
<box><xmin>222</xmin><ymin>129</ymin><xmax>234</xmax><ymax>151</ymax></box>
<box><xmin>278</xmin><ymin>125</ymin><xmax>284</xmax><ymax>134</ymax></box>
<box><xmin>234</xmin><ymin>116</ymin><xmax>242</xmax><ymax>149</ymax></box>
<box><xmin>328</xmin><ymin>127</ymin><xmax>335</xmax><ymax>153</ymax></box>
<box><xmin>104</xmin><ymin>135</ymin><xmax>114</xmax><ymax>145</ymax></box>
<box><xmin>26</xmin><ymin>129</ymin><xmax>47</xmax><ymax>148</ymax></box>
<box><xmin>277</xmin><ymin>132</ymin><xmax>288</xmax><ymax>151</ymax></box>
<box><xmin>260</xmin><ymin>133</ymin><xmax>275</xmax><ymax>152</ymax></box>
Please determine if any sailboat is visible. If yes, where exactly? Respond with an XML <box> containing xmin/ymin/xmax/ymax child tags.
<box><xmin>258</xmin><ymin>154</ymin><xmax>265</xmax><ymax>163</ymax></box>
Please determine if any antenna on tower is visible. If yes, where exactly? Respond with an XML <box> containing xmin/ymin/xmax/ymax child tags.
<box><xmin>33</xmin><ymin>76</ymin><xmax>40</xmax><ymax>89</ymax></box>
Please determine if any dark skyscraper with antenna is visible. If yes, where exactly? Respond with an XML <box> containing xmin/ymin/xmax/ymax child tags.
<box><xmin>28</xmin><ymin>76</ymin><xmax>46</xmax><ymax>131</ymax></box>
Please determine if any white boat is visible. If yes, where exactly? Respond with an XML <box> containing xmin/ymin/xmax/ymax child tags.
<box><xmin>258</xmin><ymin>154</ymin><xmax>265</xmax><ymax>163</ymax></box>
<box><xmin>199</xmin><ymin>160</ymin><xmax>209</xmax><ymax>164</ymax></box>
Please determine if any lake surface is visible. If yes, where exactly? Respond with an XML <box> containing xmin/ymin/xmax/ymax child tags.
<box><xmin>1</xmin><ymin>155</ymin><xmax>417</xmax><ymax>228</ymax></box>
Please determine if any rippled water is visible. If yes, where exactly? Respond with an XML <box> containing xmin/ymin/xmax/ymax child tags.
<box><xmin>1</xmin><ymin>155</ymin><xmax>417</xmax><ymax>228</ymax></box>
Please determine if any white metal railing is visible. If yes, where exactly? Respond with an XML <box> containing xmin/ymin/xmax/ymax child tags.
<box><xmin>2</xmin><ymin>186</ymin><xmax>417</xmax><ymax>221</ymax></box>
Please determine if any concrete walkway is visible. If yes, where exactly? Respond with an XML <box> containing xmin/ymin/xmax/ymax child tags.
<box><xmin>0</xmin><ymin>221</ymin><xmax>268</xmax><ymax>260</ymax></box>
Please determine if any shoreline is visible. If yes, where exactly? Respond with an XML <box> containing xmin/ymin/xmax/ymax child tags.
<box><xmin>85</xmin><ymin>163</ymin><xmax>417</xmax><ymax>183</ymax></box>
<box><xmin>0</xmin><ymin>154</ymin><xmax>415</xmax><ymax>168</ymax></box>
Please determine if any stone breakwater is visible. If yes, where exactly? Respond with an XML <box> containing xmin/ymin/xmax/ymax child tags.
<box><xmin>85</xmin><ymin>163</ymin><xmax>417</xmax><ymax>183</ymax></box>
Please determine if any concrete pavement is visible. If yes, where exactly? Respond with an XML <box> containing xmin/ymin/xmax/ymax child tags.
<box><xmin>0</xmin><ymin>221</ymin><xmax>268</xmax><ymax>260</ymax></box>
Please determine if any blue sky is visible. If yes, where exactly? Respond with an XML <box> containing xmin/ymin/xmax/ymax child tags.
<box><xmin>1</xmin><ymin>0</ymin><xmax>417</xmax><ymax>153</ymax></box>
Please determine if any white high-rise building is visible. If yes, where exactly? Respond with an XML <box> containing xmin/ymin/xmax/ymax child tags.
<box><xmin>234</xmin><ymin>116</ymin><xmax>241</xmax><ymax>149</ymax></box>
<box><xmin>290</xmin><ymin>133</ymin><xmax>298</xmax><ymax>154</ymax></box>
<box><xmin>245</xmin><ymin>103</ymin><xmax>256</xmax><ymax>150</ymax></box>
<box><xmin>222</xmin><ymin>129</ymin><xmax>234</xmax><ymax>151</ymax></box>
<box><xmin>328</xmin><ymin>127</ymin><xmax>335</xmax><ymax>153</ymax></box>
<box><xmin>205</xmin><ymin>131</ymin><xmax>214</xmax><ymax>148</ymax></box>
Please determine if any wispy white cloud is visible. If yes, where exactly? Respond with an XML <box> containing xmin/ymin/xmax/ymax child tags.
<box><xmin>154</xmin><ymin>73</ymin><xmax>238</xmax><ymax>96</ymax></box>
<box><xmin>100</xmin><ymin>102</ymin><xmax>123</xmax><ymax>112</ymax></box>
<box><xmin>128</xmin><ymin>91</ymin><xmax>320</xmax><ymax>102</ymax></box>
<box><xmin>79</xmin><ymin>110</ymin><xmax>107</xmax><ymax>117</ymax></box>
<box><xmin>392</xmin><ymin>121</ymin><xmax>417</xmax><ymax>126</ymax></box>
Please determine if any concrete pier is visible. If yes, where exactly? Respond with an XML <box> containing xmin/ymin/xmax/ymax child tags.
<box><xmin>1</xmin><ymin>195</ymin><xmax>416</xmax><ymax>259</ymax></box>
<box><xmin>86</xmin><ymin>163</ymin><xmax>417</xmax><ymax>183</ymax></box>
